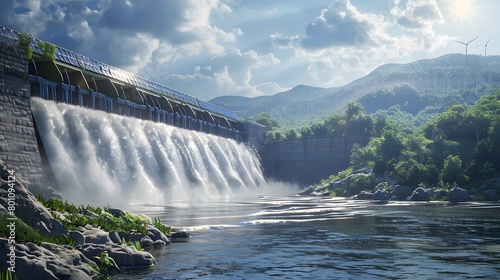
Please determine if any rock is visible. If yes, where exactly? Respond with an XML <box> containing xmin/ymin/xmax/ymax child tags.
<box><xmin>39</xmin><ymin>242</ymin><xmax>96</xmax><ymax>276</ymax></box>
<box><xmin>351</xmin><ymin>191</ymin><xmax>373</xmax><ymax>200</ymax></box>
<box><xmin>432</xmin><ymin>189</ymin><xmax>448</xmax><ymax>200</ymax></box>
<box><xmin>483</xmin><ymin>189</ymin><xmax>498</xmax><ymax>201</ymax></box>
<box><xmin>168</xmin><ymin>230</ymin><xmax>190</xmax><ymax>240</ymax></box>
<box><xmin>84</xmin><ymin>210</ymin><xmax>100</xmax><ymax>219</ymax></box>
<box><xmin>447</xmin><ymin>187</ymin><xmax>470</xmax><ymax>203</ymax></box>
<box><xmin>0</xmin><ymin>238</ymin><xmax>94</xmax><ymax>280</ymax></box>
<box><xmin>153</xmin><ymin>239</ymin><xmax>166</xmax><ymax>246</ymax></box>
<box><xmin>390</xmin><ymin>185</ymin><xmax>413</xmax><ymax>201</ymax></box>
<box><xmin>298</xmin><ymin>185</ymin><xmax>316</xmax><ymax>196</ymax></box>
<box><xmin>409</xmin><ymin>187</ymin><xmax>430</xmax><ymax>201</ymax></box>
<box><xmin>108</xmin><ymin>208</ymin><xmax>126</xmax><ymax>218</ymax></box>
<box><xmin>310</xmin><ymin>191</ymin><xmax>331</xmax><ymax>197</ymax></box>
<box><xmin>82</xmin><ymin>228</ymin><xmax>113</xmax><ymax>244</ymax></box>
<box><xmin>77</xmin><ymin>243</ymin><xmax>156</xmax><ymax>268</ymax></box>
<box><xmin>373</xmin><ymin>190</ymin><xmax>389</xmax><ymax>201</ymax></box>
<box><xmin>69</xmin><ymin>230</ymin><xmax>85</xmax><ymax>246</ymax></box>
<box><xmin>140</xmin><ymin>236</ymin><xmax>154</xmax><ymax>249</ymax></box>
<box><xmin>124</xmin><ymin>232</ymin><xmax>145</xmax><ymax>243</ymax></box>
<box><xmin>147</xmin><ymin>227</ymin><xmax>170</xmax><ymax>244</ymax></box>
<box><xmin>0</xmin><ymin>168</ymin><xmax>67</xmax><ymax>237</ymax></box>
<box><xmin>109</xmin><ymin>231</ymin><xmax>122</xmax><ymax>245</ymax></box>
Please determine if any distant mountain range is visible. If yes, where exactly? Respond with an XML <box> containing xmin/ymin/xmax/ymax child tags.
<box><xmin>210</xmin><ymin>54</ymin><xmax>500</xmax><ymax>127</ymax></box>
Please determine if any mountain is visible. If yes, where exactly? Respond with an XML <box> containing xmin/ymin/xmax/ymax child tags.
<box><xmin>210</xmin><ymin>54</ymin><xmax>500</xmax><ymax>126</ymax></box>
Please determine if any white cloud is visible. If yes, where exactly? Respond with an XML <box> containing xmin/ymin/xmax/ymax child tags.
<box><xmin>163</xmin><ymin>49</ymin><xmax>282</xmax><ymax>99</ymax></box>
<box><xmin>67</xmin><ymin>20</ymin><xmax>94</xmax><ymax>41</ymax></box>
<box><xmin>391</xmin><ymin>0</ymin><xmax>444</xmax><ymax>29</ymax></box>
<box><xmin>301</xmin><ymin>0</ymin><xmax>388</xmax><ymax>49</ymax></box>
<box><xmin>271</xmin><ymin>33</ymin><xmax>300</xmax><ymax>49</ymax></box>
<box><xmin>270</xmin><ymin>0</ymin><xmax>449</xmax><ymax>88</ymax></box>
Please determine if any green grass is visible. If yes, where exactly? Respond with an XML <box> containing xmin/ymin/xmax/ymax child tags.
<box><xmin>151</xmin><ymin>217</ymin><xmax>171</xmax><ymax>235</ymax></box>
<box><xmin>0</xmin><ymin>215</ymin><xmax>75</xmax><ymax>247</ymax></box>
<box><xmin>36</xmin><ymin>196</ymin><xmax>149</xmax><ymax>235</ymax></box>
<box><xmin>1</xmin><ymin>269</ymin><xmax>19</xmax><ymax>280</ymax></box>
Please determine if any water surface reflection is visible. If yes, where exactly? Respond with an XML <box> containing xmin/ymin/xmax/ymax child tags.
<box><xmin>120</xmin><ymin>196</ymin><xmax>500</xmax><ymax>279</ymax></box>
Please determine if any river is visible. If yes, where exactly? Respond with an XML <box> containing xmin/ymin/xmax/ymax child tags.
<box><xmin>115</xmin><ymin>193</ymin><xmax>500</xmax><ymax>279</ymax></box>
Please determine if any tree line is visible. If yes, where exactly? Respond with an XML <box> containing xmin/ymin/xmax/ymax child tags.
<box><xmin>255</xmin><ymin>89</ymin><xmax>500</xmax><ymax>190</ymax></box>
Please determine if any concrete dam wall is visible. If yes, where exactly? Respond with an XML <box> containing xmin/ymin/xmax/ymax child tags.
<box><xmin>260</xmin><ymin>136</ymin><xmax>370</xmax><ymax>186</ymax></box>
<box><xmin>0</xmin><ymin>40</ymin><xmax>44</xmax><ymax>184</ymax></box>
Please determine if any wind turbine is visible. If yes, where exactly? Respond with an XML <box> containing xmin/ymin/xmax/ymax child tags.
<box><xmin>455</xmin><ymin>36</ymin><xmax>479</xmax><ymax>89</ymax></box>
<box><xmin>484</xmin><ymin>36</ymin><xmax>492</xmax><ymax>67</ymax></box>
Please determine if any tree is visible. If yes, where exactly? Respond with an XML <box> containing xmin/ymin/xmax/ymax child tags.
<box><xmin>347</xmin><ymin>114</ymin><xmax>373</xmax><ymax>136</ymax></box>
<box><xmin>285</xmin><ymin>128</ymin><xmax>298</xmax><ymax>140</ymax></box>
<box><xmin>378</xmin><ymin>130</ymin><xmax>405</xmax><ymax>162</ymax></box>
<box><xmin>311</xmin><ymin>121</ymin><xmax>327</xmax><ymax>136</ymax></box>
<box><xmin>439</xmin><ymin>155</ymin><xmax>468</xmax><ymax>185</ymax></box>
<box><xmin>463</xmin><ymin>109</ymin><xmax>491</xmax><ymax>143</ymax></box>
<box><xmin>255</xmin><ymin>113</ymin><xmax>279</xmax><ymax>132</ymax></box>
<box><xmin>346</xmin><ymin>101</ymin><xmax>364</xmax><ymax>121</ymax></box>
<box><xmin>324</xmin><ymin>114</ymin><xmax>345</xmax><ymax>135</ymax></box>
<box><xmin>265</xmin><ymin>131</ymin><xmax>276</xmax><ymax>143</ymax></box>
<box><xmin>300</xmin><ymin>126</ymin><xmax>312</xmax><ymax>138</ymax></box>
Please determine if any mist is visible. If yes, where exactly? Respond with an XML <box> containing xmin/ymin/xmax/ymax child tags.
<box><xmin>31</xmin><ymin>98</ymin><xmax>281</xmax><ymax>208</ymax></box>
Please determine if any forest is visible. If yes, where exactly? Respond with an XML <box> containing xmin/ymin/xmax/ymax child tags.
<box><xmin>255</xmin><ymin>88</ymin><xmax>500</xmax><ymax>195</ymax></box>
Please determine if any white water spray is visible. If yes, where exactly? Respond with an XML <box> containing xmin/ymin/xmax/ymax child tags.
<box><xmin>31</xmin><ymin>97</ymin><xmax>266</xmax><ymax>207</ymax></box>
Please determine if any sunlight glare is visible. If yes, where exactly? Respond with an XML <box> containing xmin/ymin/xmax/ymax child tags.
<box><xmin>447</xmin><ymin>0</ymin><xmax>478</xmax><ymax>26</ymax></box>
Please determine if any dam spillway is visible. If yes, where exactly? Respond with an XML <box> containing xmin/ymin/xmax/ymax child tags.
<box><xmin>31</xmin><ymin>97</ymin><xmax>266</xmax><ymax>206</ymax></box>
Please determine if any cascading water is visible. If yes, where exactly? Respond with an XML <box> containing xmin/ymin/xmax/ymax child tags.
<box><xmin>31</xmin><ymin>97</ymin><xmax>266</xmax><ymax>207</ymax></box>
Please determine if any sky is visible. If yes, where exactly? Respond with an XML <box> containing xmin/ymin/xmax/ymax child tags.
<box><xmin>1</xmin><ymin>0</ymin><xmax>499</xmax><ymax>101</ymax></box>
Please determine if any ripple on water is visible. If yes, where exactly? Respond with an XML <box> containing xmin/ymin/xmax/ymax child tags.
<box><xmin>118</xmin><ymin>198</ymin><xmax>500</xmax><ymax>280</ymax></box>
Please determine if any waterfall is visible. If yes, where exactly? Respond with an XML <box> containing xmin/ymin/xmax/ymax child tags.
<box><xmin>31</xmin><ymin>97</ymin><xmax>266</xmax><ymax>206</ymax></box>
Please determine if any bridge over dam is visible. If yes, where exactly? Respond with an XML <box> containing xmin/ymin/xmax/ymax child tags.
<box><xmin>0</xmin><ymin>25</ymin><xmax>366</xmax><ymax>190</ymax></box>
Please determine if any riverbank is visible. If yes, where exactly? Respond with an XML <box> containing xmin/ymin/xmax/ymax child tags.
<box><xmin>0</xmin><ymin>159</ymin><xmax>188</xmax><ymax>279</ymax></box>
<box><xmin>300</xmin><ymin>168</ymin><xmax>500</xmax><ymax>202</ymax></box>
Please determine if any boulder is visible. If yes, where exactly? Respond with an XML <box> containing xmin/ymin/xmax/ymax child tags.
<box><xmin>298</xmin><ymin>185</ymin><xmax>316</xmax><ymax>196</ymax></box>
<box><xmin>77</xmin><ymin>243</ymin><xmax>156</xmax><ymax>268</ymax></box>
<box><xmin>120</xmin><ymin>232</ymin><xmax>145</xmax><ymax>243</ymax></box>
<box><xmin>108</xmin><ymin>208</ymin><xmax>126</xmax><ymax>218</ymax></box>
<box><xmin>140</xmin><ymin>236</ymin><xmax>154</xmax><ymax>249</ymax></box>
<box><xmin>390</xmin><ymin>185</ymin><xmax>413</xmax><ymax>201</ymax></box>
<box><xmin>372</xmin><ymin>190</ymin><xmax>389</xmax><ymax>201</ymax></box>
<box><xmin>153</xmin><ymin>240</ymin><xmax>166</xmax><ymax>246</ymax></box>
<box><xmin>40</xmin><ymin>242</ymin><xmax>96</xmax><ymax>276</ymax></box>
<box><xmin>168</xmin><ymin>230</ymin><xmax>190</xmax><ymax>240</ymax></box>
<box><xmin>69</xmin><ymin>230</ymin><xmax>85</xmax><ymax>246</ymax></box>
<box><xmin>82</xmin><ymin>228</ymin><xmax>113</xmax><ymax>244</ymax></box>
<box><xmin>409</xmin><ymin>187</ymin><xmax>430</xmax><ymax>201</ymax></box>
<box><xmin>351</xmin><ymin>191</ymin><xmax>373</xmax><ymax>200</ymax></box>
<box><xmin>432</xmin><ymin>189</ymin><xmax>448</xmax><ymax>200</ymax></box>
<box><xmin>0</xmin><ymin>165</ymin><xmax>67</xmax><ymax>237</ymax></box>
<box><xmin>0</xmin><ymin>238</ymin><xmax>94</xmax><ymax>280</ymax></box>
<box><xmin>147</xmin><ymin>226</ymin><xmax>170</xmax><ymax>244</ymax></box>
<box><xmin>109</xmin><ymin>231</ymin><xmax>122</xmax><ymax>245</ymax></box>
<box><xmin>483</xmin><ymin>189</ymin><xmax>498</xmax><ymax>201</ymax></box>
<box><xmin>447</xmin><ymin>187</ymin><xmax>470</xmax><ymax>203</ymax></box>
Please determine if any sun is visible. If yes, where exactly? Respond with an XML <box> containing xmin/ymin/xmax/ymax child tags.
<box><xmin>446</xmin><ymin>0</ymin><xmax>479</xmax><ymax>26</ymax></box>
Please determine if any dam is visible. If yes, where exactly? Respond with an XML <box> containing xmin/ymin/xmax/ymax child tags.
<box><xmin>0</xmin><ymin>25</ymin><xmax>366</xmax><ymax>199</ymax></box>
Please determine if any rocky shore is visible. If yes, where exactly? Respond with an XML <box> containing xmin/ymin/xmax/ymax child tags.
<box><xmin>300</xmin><ymin>169</ymin><xmax>500</xmax><ymax>203</ymax></box>
<box><xmin>0</xmin><ymin>159</ymin><xmax>188</xmax><ymax>279</ymax></box>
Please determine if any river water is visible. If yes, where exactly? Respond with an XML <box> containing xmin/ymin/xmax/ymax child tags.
<box><xmin>114</xmin><ymin>192</ymin><xmax>500</xmax><ymax>280</ymax></box>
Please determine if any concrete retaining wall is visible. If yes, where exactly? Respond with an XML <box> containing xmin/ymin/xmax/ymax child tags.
<box><xmin>260</xmin><ymin>136</ymin><xmax>370</xmax><ymax>186</ymax></box>
<box><xmin>0</xmin><ymin>39</ymin><xmax>43</xmax><ymax>184</ymax></box>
